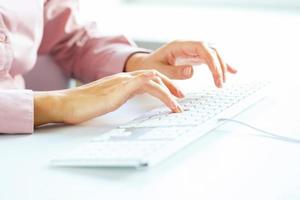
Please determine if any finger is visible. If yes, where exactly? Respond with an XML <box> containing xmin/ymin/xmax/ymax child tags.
<box><xmin>213</xmin><ymin>48</ymin><xmax>227</xmax><ymax>83</ymax></box>
<box><xmin>101</xmin><ymin>72</ymin><xmax>156</xmax><ymax>113</ymax></box>
<box><xmin>124</xmin><ymin>72</ymin><xmax>182</xmax><ymax>113</ymax></box>
<box><xmin>170</xmin><ymin>41</ymin><xmax>223</xmax><ymax>87</ymax></box>
<box><xmin>196</xmin><ymin>43</ymin><xmax>223</xmax><ymax>88</ymax></box>
<box><xmin>145</xmin><ymin>81</ymin><xmax>183</xmax><ymax>113</ymax></box>
<box><xmin>152</xmin><ymin>76</ymin><xmax>170</xmax><ymax>95</ymax></box>
<box><xmin>227</xmin><ymin>64</ymin><xmax>238</xmax><ymax>74</ymax></box>
<box><xmin>130</xmin><ymin>70</ymin><xmax>185</xmax><ymax>98</ymax></box>
<box><xmin>151</xmin><ymin>74</ymin><xmax>185</xmax><ymax>98</ymax></box>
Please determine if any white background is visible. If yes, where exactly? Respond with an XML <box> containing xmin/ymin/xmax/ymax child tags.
<box><xmin>1</xmin><ymin>1</ymin><xmax>300</xmax><ymax>200</ymax></box>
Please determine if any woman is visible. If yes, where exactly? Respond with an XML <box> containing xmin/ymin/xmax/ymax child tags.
<box><xmin>0</xmin><ymin>0</ymin><xmax>236</xmax><ymax>134</ymax></box>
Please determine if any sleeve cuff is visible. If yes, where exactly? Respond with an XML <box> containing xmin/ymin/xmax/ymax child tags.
<box><xmin>0</xmin><ymin>90</ymin><xmax>34</xmax><ymax>134</ymax></box>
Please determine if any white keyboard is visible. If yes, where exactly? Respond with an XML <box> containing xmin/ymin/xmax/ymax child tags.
<box><xmin>51</xmin><ymin>82</ymin><xmax>269</xmax><ymax>168</ymax></box>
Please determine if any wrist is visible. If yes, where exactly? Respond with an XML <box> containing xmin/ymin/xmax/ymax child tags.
<box><xmin>125</xmin><ymin>52</ymin><xmax>149</xmax><ymax>72</ymax></box>
<box><xmin>34</xmin><ymin>91</ymin><xmax>65</xmax><ymax>126</ymax></box>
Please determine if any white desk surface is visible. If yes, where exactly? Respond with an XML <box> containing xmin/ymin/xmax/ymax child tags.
<box><xmin>1</xmin><ymin>6</ymin><xmax>300</xmax><ymax>200</ymax></box>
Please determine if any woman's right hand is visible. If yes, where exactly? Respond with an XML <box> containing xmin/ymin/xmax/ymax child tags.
<box><xmin>34</xmin><ymin>70</ymin><xmax>184</xmax><ymax>127</ymax></box>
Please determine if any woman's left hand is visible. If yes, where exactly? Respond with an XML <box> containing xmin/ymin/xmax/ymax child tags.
<box><xmin>126</xmin><ymin>40</ymin><xmax>237</xmax><ymax>88</ymax></box>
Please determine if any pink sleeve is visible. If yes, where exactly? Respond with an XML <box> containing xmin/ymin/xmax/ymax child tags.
<box><xmin>0</xmin><ymin>26</ymin><xmax>34</xmax><ymax>134</ymax></box>
<box><xmin>0</xmin><ymin>37</ymin><xmax>33</xmax><ymax>133</ymax></box>
<box><xmin>0</xmin><ymin>90</ymin><xmax>33</xmax><ymax>134</ymax></box>
<box><xmin>39</xmin><ymin>0</ymin><xmax>150</xmax><ymax>83</ymax></box>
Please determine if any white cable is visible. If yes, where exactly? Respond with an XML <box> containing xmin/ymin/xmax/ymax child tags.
<box><xmin>218</xmin><ymin>118</ymin><xmax>300</xmax><ymax>144</ymax></box>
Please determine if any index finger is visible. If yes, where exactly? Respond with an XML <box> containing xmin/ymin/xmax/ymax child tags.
<box><xmin>194</xmin><ymin>42</ymin><xmax>223</xmax><ymax>88</ymax></box>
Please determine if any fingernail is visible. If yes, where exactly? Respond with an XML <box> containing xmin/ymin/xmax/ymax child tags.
<box><xmin>183</xmin><ymin>67</ymin><xmax>192</xmax><ymax>78</ymax></box>
<box><xmin>176</xmin><ymin>104</ymin><xmax>183</xmax><ymax>112</ymax></box>
<box><xmin>230</xmin><ymin>68</ymin><xmax>237</xmax><ymax>74</ymax></box>
<box><xmin>216</xmin><ymin>79</ymin><xmax>222</xmax><ymax>88</ymax></box>
<box><xmin>177</xmin><ymin>89</ymin><xmax>185</xmax><ymax>98</ymax></box>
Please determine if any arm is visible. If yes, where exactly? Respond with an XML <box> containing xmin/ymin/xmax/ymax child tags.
<box><xmin>125</xmin><ymin>41</ymin><xmax>237</xmax><ymax>88</ymax></box>
<box><xmin>0</xmin><ymin>0</ymin><xmax>181</xmax><ymax>132</ymax></box>
<box><xmin>33</xmin><ymin>0</ymin><xmax>185</xmax><ymax>127</ymax></box>
<box><xmin>33</xmin><ymin>70</ymin><xmax>184</xmax><ymax>127</ymax></box>
<box><xmin>0</xmin><ymin>10</ymin><xmax>34</xmax><ymax>134</ymax></box>
<box><xmin>39</xmin><ymin>0</ymin><xmax>149</xmax><ymax>83</ymax></box>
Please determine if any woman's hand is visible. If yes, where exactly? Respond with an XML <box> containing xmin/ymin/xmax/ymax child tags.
<box><xmin>126</xmin><ymin>40</ymin><xmax>237</xmax><ymax>88</ymax></box>
<box><xmin>34</xmin><ymin>70</ymin><xmax>184</xmax><ymax>127</ymax></box>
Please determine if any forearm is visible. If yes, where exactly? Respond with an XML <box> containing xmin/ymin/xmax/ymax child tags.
<box><xmin>34</xmin><ymin>91</ymin><xmax>64</xmax><ymax>127</ymax></box>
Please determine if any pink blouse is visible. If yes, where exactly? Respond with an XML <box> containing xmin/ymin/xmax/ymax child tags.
<box><xmin>0</xmin><ymin>0</ymin><xmax>145</xmax><ymax>134</ymax></box>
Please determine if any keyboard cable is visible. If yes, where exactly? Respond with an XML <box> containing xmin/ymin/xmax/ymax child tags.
<box><xmin>218</xmin><ymin>118</ymin><xmax>300</xmax><ymax>144</ymax></box>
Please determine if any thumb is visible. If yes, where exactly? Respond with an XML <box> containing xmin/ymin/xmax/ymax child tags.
<box><xmin>159</xmin><ymin>64</ymin><xmax>194</xmax><ymax>80</ymax></box>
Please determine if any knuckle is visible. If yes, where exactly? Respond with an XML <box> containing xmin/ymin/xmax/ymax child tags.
<box><xmin>151</xmin><ymin>69</ymin><xmax>158</xmax><ymax>74</ymax></box>
<box><xmin>138</xmin><ymin>74</ymin><xmax>149</xmax><ymax>81</ymax></box>
<box><xmin>146</xmin><ymin>69</ymin><xmax>158</xmax><ymax>76</ymax></box>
